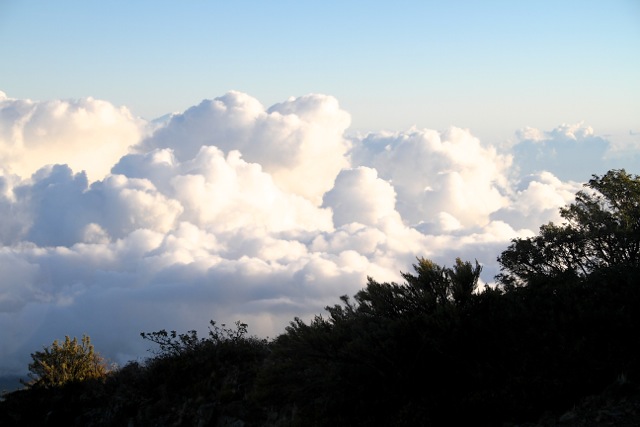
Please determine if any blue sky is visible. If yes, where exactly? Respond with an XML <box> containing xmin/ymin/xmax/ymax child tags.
<box><xmin>2</xmin><ymin>0</ymin><xmax>638</xmax><ymax>141</ymax></box>
<box><xmin>0</xmin><ymin>1</ymin><xmax>639</xmax><ymax>374</ymax></box>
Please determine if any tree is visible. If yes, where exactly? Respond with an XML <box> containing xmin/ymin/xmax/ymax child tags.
<box><xmin>345</xmin><ymin>257</ymin><xmax>482</xmax><ymax>319</ymax></box>
<box><xmin>498</xmin><ymin>169</ymin><xmax>640</xmax><ymax>286</ymax></box>
<box><xmin>259</xmin><ymin>258</ymin><xmax>483</xmax><ymax>426</ymax></box>
<box><xmin>403</xmin><ymin>257</ymin><xmax>482</xmax><ymax>309</ymax></box>
<box><xmin>140</xmin><ymin>320</ymin><xmax>251</xmax><ymax>357</ymax></box>
<box><xmin>23</xmin><ymin>335</ymin><xmax>108</xmax><ymax>388</ymax></box>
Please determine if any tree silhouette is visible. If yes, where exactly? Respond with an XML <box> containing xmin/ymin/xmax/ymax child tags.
<box><xmin>259</xmin><ymin>257</ymin><xmax>483</xmax><ymax>425</ymax></box>
<box><xmin>497</xmin><ymin>169</ymin><xmax>640</xmax><ymax>287</ymax></box>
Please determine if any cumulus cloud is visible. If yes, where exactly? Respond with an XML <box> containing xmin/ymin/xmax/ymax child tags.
<box><xmin>491</xmin><ymin>171</ymin><xmax>582</xmax><ymax>231</ymax></box>
<box><xmin>323</xmin><ymin>167</ymin><xmax>399</xmax><ymax>227</ymax></box>
<box><xmin>0</xmin><ymin>94</ymin><xmax>144</xmax><ymax>182</ymax></box>
<box><xmin>137</xmin><ymin>91</ymin><xmax>351</xmax><ymax>205</ymax></box>
<box><xmin>0</xmin><ymin>90</ymin><xmax>619</xmax><ymax>375</ymax></box>
<box><xmin>0</xmin><ymin>164</ymin><xmax>183</xmax><ymax>247</ymax></box>
<box><xmin>511</xmin><ymin>122</ymin><xmax>632</xmax><ymax>181</ymax></box>
<box><xmin>349</xmin><ymin>127</ymin><xmax>512</xmax><ymax>230</ymax></box>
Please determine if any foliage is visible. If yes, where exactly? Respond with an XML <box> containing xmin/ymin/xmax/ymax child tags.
<box><xmin>497</xmin><ymin>169</ymin><xmax>640</xmax><ymax>286</ymax></box>
<box><xmin>401</xmin><ymin>256</ymin><xmax>482</xmax><ymax>309</ymax></box>
<box><xmin>2</xmin><ymin>321</ymin><xmax>270</xmax><ymax>426</ymax></box>
<box><xmin>140</xmin><ymin>320</ymin><xmax>250</xmax><ymax>357</ymax></box>
<box><xmin>136</xmin><ymin>320</ymin><xmax>269</xmax><ymax>425</ymax></box>
<box><xmin>139</xmin><ymin>328</ymin><xmax>201</xmax><ymax>357</ymax></box>
<box><xmin>258</xmin><ymin>262</ymin><xmax>640</xmax><ymax>426</ymax></box>
<box><xmin>322</xmin><ymin>257</ymin><xmax>482</xmax><ymax>323</ymax></box>
<box><xmin>23</xmin><ymin>335</ymin><xmax>108</xmax><ymax>389</ymax></box>
<box><xmin>257</xmin><ymin>257</ymin><xmax>484</xmax><ymax>425</ymax></box>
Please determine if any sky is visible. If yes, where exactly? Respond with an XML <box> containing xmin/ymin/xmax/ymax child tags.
<box><xmin>0</xmin><ymin>1</ymin><xmax>639</xmax><ymax>374</ymax></box>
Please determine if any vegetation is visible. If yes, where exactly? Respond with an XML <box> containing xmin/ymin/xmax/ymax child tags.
<box><xmin>257</xmin><ymin>258</ymin><xmax>486</xmax><ymax>425</ymax></box>
<box><xmin>1</xmin><ymin>169</ymin><xmax>639</xmax><ymax>426</ymax></box>
<box><xmin>497</xmin><ymin>169</ymin><xmax>640</xmax><ymax>287</ymax></box>
<box><xmin>22</xmin><ymin>335</ymin><xmax>108</xmax><ymax>389</ymax></box>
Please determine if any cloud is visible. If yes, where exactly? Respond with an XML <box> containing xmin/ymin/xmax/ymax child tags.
<box><xmin>603</xmin><ymin>130</ymin><xmax>640</xmax><ymax>170</ymax></box>
<box><xmin>0</xmin><ymin>164</ymin><xmax>183</xmax><ymax>247</ymax></box>
<box><xmin>0</xmin><ymin>94</ymin><xmax>144</xmax><ymax>182</ymax></box>
<box><xmin>349</xmin><ymin>127</ymin><xmax>512</xmax><ymax>230</ymax></box>
<box><xmin>513</xmin><ymin>123</ymin><xmax>640</xmax><ymax>182</ymax></box>
<box><xmin>0</xmin><ymin>91</ymin><xmax>616</xmax><ymax>375</ymax></box>
<box><xmin>323</xmin><ymin>167</ymin><xmax>399</xmax><ymax>227</ymax></box>
<box><xmin>491</xmin><ymin>171</ymin><xmax>582</xmax><ymax>231</ymax></box>
<box><xmin>137</xmin><ymin>91</ymin><xmax>351</xmax><ymax>205</ymax></box>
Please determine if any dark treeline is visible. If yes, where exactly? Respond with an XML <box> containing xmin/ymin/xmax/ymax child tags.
<box><xmin>1</xmin><ymin>169</ymin><xmax>639</xmax><ymax>426</ymax></box>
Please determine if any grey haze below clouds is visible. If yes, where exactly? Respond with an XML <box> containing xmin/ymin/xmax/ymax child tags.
<box><xmin>0</xmin><ymin>90</ymin><xmax>638</xmax><ymax>374</ymax></box>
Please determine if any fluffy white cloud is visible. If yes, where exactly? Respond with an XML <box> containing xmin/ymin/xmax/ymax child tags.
<box><xmin>137</xmin><ymin>91</ymin><xmax>351</xmax><ymax>205</ymax></box>
<box><xmin>0</xmin><ymin>91</ymin><xmax>618</xmax><ymax>376</ymax></box>
<box><xmin>0</xmin><ymin>164</ymin><xmax>183</xmax><ymax>247</ymax></box>
<box><xmin>350</xmin><ymin>127</ymin><xmax>512</xmax><ymax>229</ymax></box>
<box><xmin>0</xmin><ymin>94</ymin><xmax>144</xmax><ymax>182</ymax></box>
<box><xmin>491</xmin><ymin>171</ymin><xmax>582</xmax><ymax>231</ymax></box>
<box><xmin>323</xmin><ymin>167</ymin><xmax>399</xmax><ymax>227</ymax></box>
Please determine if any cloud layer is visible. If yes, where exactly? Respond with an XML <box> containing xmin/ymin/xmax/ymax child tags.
<box><xmin>0</xmin><ymin>90</ymin><xmax>633</xmax><ymax>374</ymax></box>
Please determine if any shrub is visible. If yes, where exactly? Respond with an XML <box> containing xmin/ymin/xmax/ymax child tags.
<box><xmin>23</xmin><ymin>335</ymin><xmax>108</xmax><ymax>389</ymax></box>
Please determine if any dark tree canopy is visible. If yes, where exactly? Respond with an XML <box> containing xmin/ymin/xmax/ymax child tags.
<box><xmin>497</xmin><ymin>169</ymin><xmax>640</xmax><ymax>286</ymax></box>
<box><xmin>258</xmin><ymin>257</ymin><xmax>484</xmax><ymax>425</ymax></box>
<box><xmin>321</xmin><ymin>257</ymin><xmax>482</xmax><ymax>322</ymax></box>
